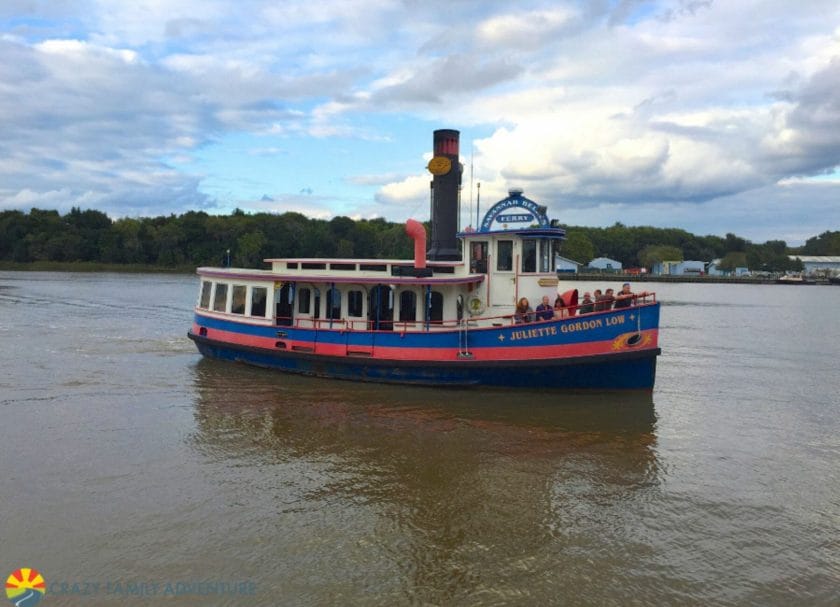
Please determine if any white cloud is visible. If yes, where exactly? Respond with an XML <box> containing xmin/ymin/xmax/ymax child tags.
<box><xmin>1</xmin><ymin>0</ymin><xmax>839</xmax><ymax>243</ymax></box>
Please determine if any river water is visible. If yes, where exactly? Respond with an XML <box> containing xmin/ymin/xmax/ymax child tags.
<box><xmin>0</xmin><ymin>271</ymin><xmax>838</xmax><ymax>606</ymax></box>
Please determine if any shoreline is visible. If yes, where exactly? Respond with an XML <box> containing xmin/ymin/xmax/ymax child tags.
<box><xmin>0</xmin><ymin>263</ymin><xmax>833</xmax><ymax>285</ymax></box>
<box><xmin>559</xmin><ymin>272</ymin><xmax>832</xmax><ymax>285</ymax></box>
<box><xmin>0</xmin><ymin>261</ymin><xmax>194</xmax><ymax>274</ymax></box>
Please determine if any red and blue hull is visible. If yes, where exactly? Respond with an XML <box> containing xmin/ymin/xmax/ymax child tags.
<box><xmin>188</xmin><ymin>303</ymin><xmax>661</xmax><ymax>390</ymax></box>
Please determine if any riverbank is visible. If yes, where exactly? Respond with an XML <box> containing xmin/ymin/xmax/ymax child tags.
<box><xmin>0</xmin><ymin>261</ymin><xmax>194</xmax><ymax>273</ymax></box>
<box><xmin>560</xmin><ymin>272</ymin><xmax>833</xmax><ymax>285</ymax></box>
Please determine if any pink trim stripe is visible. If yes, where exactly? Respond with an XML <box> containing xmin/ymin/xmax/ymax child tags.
<box><xmin>192</xmin><ymin>323</ymin><xmax>658</xmax><ymax>363</ymax></box>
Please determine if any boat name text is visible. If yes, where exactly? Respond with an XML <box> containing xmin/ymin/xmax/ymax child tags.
<box><xmin>509</xmin><ymin>315</ymin><xmax>625</xmax><ymax>341</ymax></box>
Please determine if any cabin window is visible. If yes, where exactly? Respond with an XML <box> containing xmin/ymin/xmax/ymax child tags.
<box><xmin>430</xmin><ymin>291</ymin><xmax>444</xmax><ymax>323</ymax></box>
<box><xmin>347</xmin><ymin>290</ymin><xmax>363</xmax><ymax>317</ymax></box>
<box><xmin>313</xmin><ymin>288</ymin><xmax>321</xmax><ymax>319</ymax></box>
<box><xmin>231</xmin><ymin>285</ymin><xmax>247</xmax><ymax>314</ymax></box>
<box><xmin>368</xmin><ymin>285</ymin><xmax>393</xmax><ymax>331</ymax></box>
<box><xmin>199</xmin><ymin>281</ymin><xmax>212</xmax><ymax>308</ymax></box>
<box><xmin>275</xmin><ymin>283</ymin><xmax>294</xmax><ymax>326</ymax></box>
<box><xmin>212</xmin><ymin>283</ymin><xmax>228</xmax><ymax>312</ymax></box>
<box><xmin>326</xmin><ymin>287</ymin><xmax>341</xmax><ymax>320</ymax></box>
<box><xmin>521</xmin><ymin>239</ymin><xmax>537</xmax><ymax>273</ymax></box>
<box><xmin>399</xmin><ymin>290</ymin><xmax>416</xmax><ymax>322</ymax></box>
<box><xmin>497</xmin><ymin>240</ymin><xmax>513</xmax><ymax>271</ymax></box>
<box><xmin>298</xmin><ymin>288</ymin><xmax>311</xmax><ymax>314</ymax></box>
<box><xmin>251</xmin><ymin>286</ymin><xmax>267</xmax><ymax>317</ymax></box>
<box><xmin>360</xmin><ymin>263</ymin><xmax>387</xmax><ymax>272</ymax></box>
<box><xmin>539</xmin><ymin>240</ymin><xmax>552</xmax><ymax>272</ymax></box>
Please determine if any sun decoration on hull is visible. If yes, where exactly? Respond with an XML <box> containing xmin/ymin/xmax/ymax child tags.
<box><xmin>612</xmin><ymin>332</ymin><xmax>652</xmax><ymax>350</ymax></box>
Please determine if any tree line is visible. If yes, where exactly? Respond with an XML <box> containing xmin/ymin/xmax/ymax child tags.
<box><xmin>1</xmin><ymin>207</ymin><xmax>837</xmax><ymax>272</ymax></box>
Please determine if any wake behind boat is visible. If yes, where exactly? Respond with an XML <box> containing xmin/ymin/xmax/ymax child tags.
<box><xmin>187</xmin><ymin>130</ymin><xmax>661</xmax><ymax>390</ymax></box>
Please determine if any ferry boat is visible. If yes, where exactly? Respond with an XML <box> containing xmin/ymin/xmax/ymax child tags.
<box><xmin>187</xmin><ymin>130</ymin><xmax>661</xmax><ymax>390</ymax></box>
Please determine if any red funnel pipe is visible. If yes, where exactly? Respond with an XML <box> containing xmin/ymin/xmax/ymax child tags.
<box><xmin>405</xmin><ymin>219</ymin><xmax>427</xmax><ymax>269</ymax></box>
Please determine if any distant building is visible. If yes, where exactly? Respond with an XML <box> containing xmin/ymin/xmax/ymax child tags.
<box><xmin>555</xmin><ymin>255</ymin><xmax>582</xmax><ymax>274</ymax></box>
<box><xmin>706</xmin><ymin>259</ymin><xmax>725</xmax><ymax>276</ymax></box>
<box><xmin>652</xmin><ymin>260</ymin><xmax>705</xmax><ymax>276</ymax></box>
<box><xmin>789</xmin><ymin>255</ymin><xmax>840</xmax><ymax>275</ymax></box>
<box><xmin>587</xmin><ymin>257</ymin><xmax>622</xmax><ymax>272</ymax></box>
<box><xmin>706</xmin><ymin>260</ymin><xmax>750</xmax><ymax>277</ymax></box>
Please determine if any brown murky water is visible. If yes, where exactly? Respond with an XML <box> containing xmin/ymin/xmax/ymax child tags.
<box><xmin>1</xmin><ymin>272</ymin><xmax>838</xmax><ymax>605</ymax></box>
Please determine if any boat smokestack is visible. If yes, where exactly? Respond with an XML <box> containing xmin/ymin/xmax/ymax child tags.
<box><xmin>427</xmin><ymin>129</ymin><xmax>462</xmax><ymax>261</ymax></box>
<box><xmin>404</xmin><ymin>219</ymin><xmax>427</xmax><ymax>269</ymax></box>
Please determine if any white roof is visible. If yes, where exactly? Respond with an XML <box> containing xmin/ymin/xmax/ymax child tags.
<box><xmin>790</xmin><ymin>255</ymin><xmax>840</xmax><ymax>263</ymax></box>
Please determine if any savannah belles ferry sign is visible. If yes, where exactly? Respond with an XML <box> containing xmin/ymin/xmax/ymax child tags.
<box><xmin>479</xmin><ymin>189</ymin><xmax>550</xmax><ymax>232</ymax></box>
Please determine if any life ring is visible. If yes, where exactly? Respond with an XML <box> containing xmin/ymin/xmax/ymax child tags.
<box><xmin>468</xmin><ymin>297</ymin><xmax>485</xmax><ymax>316</ymax></box>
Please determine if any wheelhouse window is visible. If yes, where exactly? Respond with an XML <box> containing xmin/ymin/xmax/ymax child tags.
<box><xmin>470</xmin><ymin>241</ymin><xmax>488</xmax><ymax>273</ymax></box>
<box><xmin>521</xmin><ymin>239</ymin><xmax>537</xmax><ymax>273</ymax></box>
<box><xmin>326</xmin><ymin>287</ymin><xmax>341</xmax><ymax>320</ymax></box>
<box><xmin>250</xmin><ymin>286</ymin><xmax>267</xmax><ymax>317</ymax></box>
<box><xmin>430</xmin><ymin>291</ymin><xmax>444</xmax><ymax>323</ymax></box>
<box><xmin>231</xmin><ymin>285</ymin><xmax>247</xmax><ymax>314</ymax></box>
<box><xmin>199</xmin><ymin>281</ymin><xmax>212</xmax><ymax>308</ymax></box>
<box><xmin>399</xmin><ymin>290</ymin><xmax>416</xmax><ymax>322</ymax></box>
<box><xmin>539</xmin><ymin>240</ymin><xmax>552</xmax><ymax>272</ymax></box>
<box><xmin>347</xmin><ymin>290</ymin><xmax>363</xmax><ymax>317</ymax></box>
<box><xmin>497</xmin><ymin>240</ymin><xmax>513</xmax><ymax>271</ymax></box>
<box><xmin>297</xmin><ymin>288</ymin><xmax>311</xmax><ymax>314</ymax></box>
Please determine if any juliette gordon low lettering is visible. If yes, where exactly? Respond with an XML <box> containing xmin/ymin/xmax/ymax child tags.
<box><xmin>509</xmin><ymin>315</ymin><xmax>625</xmax><ymax>341</ymax></box>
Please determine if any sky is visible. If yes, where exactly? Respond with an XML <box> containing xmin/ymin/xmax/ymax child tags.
<box><xmin>1</xmin><ymin>1</ymin><xmax>839</xmax><ymax>245</ymax></box>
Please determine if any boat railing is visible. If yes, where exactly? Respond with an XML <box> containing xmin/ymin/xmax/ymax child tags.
<box><xmin>274</xmin><ymin>292</ymin><xmax>656</xmax><ymax>332</ymax></box>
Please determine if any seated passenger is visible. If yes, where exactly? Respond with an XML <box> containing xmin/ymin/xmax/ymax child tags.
<box><xmin>578</xmin><ymin>292</ymin><xmax>595</xmax><ymax>314</ymax></box>
<box><xmin>514</xmin><ymin>297</ymin><xmax>534</xmax><ymax>324</ymax></box>
<box><xmin>535</xmin><ymin>295</ymin><xmax>554</xmax><ymax>321</ymax></box>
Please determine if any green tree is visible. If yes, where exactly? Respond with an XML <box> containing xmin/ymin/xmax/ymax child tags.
<box><xmin>719</xmin><ymin>251</ymin><xmax>747</xmax><ymax>272</ymax></box>
<box><xmin>802</xmin><ymin>230</ymin><xmax>840</xmax><ymax>255</ymax></box>
<box><xmin>560</xmin><ymin>232</ymin><xmax>595</xmax><ymax>265</ymax></box>
<box><xmin>236</xmin><ymin>230</ymin><xmax>267</xmax><ymax>266</ymax></box>
<box><xmin>637</xmin><ymin>245</ymin><xmax>684</xmax><ymax>268</ymax></box>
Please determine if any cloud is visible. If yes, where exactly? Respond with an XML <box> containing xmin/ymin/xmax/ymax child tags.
<box><xmin>0</xmin><ymin>0</ymin><xmax>839</xmax><ymax>244</ymax></box>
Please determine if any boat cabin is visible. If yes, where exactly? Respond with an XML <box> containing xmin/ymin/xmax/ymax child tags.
<box><xmin>195</xmin><ymin>189</ymin><xmax>567</xmax><ymax>332</ymax></box>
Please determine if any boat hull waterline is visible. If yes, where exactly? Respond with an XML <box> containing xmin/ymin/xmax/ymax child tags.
<box><xmin>188</xmin><ymin>303</ymin><xmax>660</xmax><ymax>390</ymax></box>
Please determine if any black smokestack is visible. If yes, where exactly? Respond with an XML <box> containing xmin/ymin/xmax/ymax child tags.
<box><xmin>427</xmin><ymin>129</ymin><xmax>462</xmax><ymax>261</ymax></box>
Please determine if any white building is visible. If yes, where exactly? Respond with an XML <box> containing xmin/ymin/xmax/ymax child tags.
<box><xmin>652</xmin><ymin>260</ymin><xmax>706</xmax><ymax>275</ymax></box>
<box><xmin>707</xmin><ymin>260</ymin><xmax>750</xmax><ymax>277</ymax></box>
<box><xmin>587</xmin><ymin>257</ymin><xmax>622</xmax><ymax>272</ymax></box>
<box><xmin>555</xmin><ymin>255</ymin><xmax>582</xmax><ymax>273</ymax></box>
<box><xmin>789</xmin><ymin>255</ymin><xmax>840</xmax><ymax>275</ymax></box>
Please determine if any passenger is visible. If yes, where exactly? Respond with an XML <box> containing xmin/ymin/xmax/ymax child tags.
<box><xmin>613</xmin><ymin>282</ymin><xmax>634</xmax><ymax>309</ymax></box>
<box><xmin>553</xmin><ymin>295</ymin><xmax>569</xmax><ymax>319</ymax></box>
<box><xmin>578</xmin><ymin>291</ymin><xmax>595</xmax><ymax>314</ymax></box>
<box><xmin>593</xmin><ymin>289</ymin><xmax>605</xmax><ymax>311</ymax></box>
<box><xmin>602</xmin><ymin>288</ymin><xmax>615</xmax><ymax>310</ymax></box>
<box><xmin>514</xmin><ymin>297</ymin><xmax>534</xmax><ymax>324</ymax></box>
<box><xmin>535</xmin><ymin>295</ymin><xmax>554</xmax><ymax>321</ymax></box>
